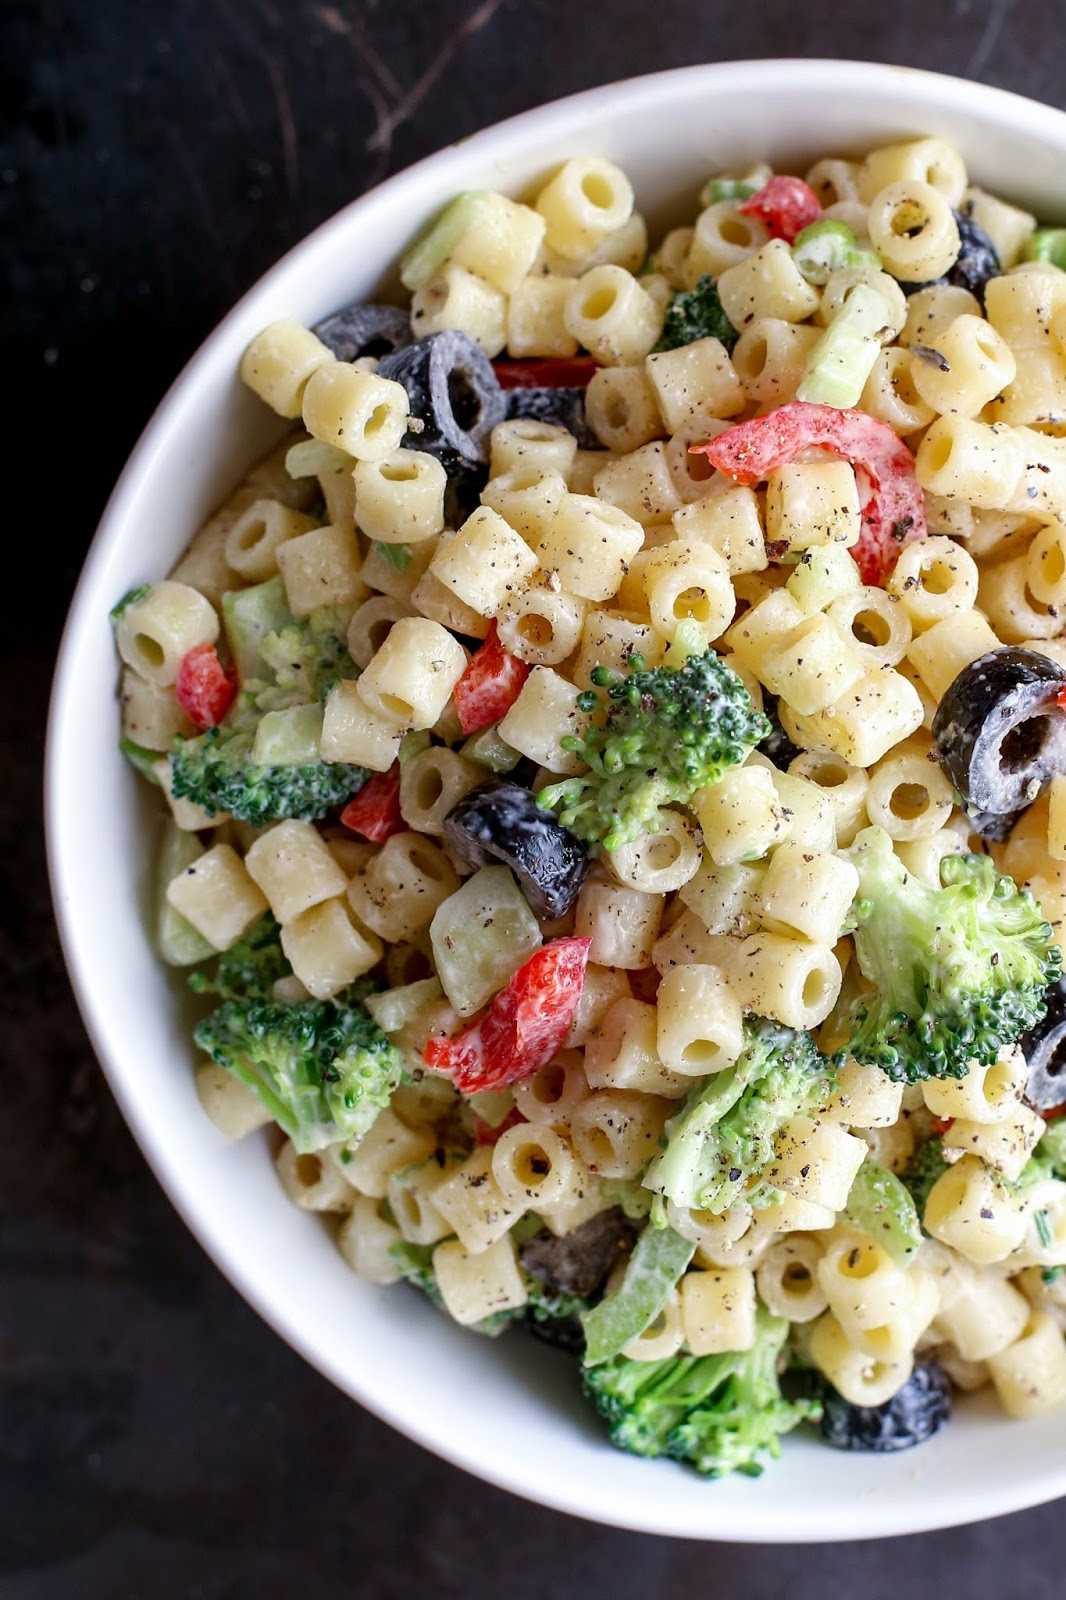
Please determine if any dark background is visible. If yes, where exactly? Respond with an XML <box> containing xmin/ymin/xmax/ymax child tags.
<box><xmin>6</xmin><ymin>1</ymin><xmax>1066</xmax><ymax>1594</ymax></box>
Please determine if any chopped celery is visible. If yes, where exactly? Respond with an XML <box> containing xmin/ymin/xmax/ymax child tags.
<box><xmin>285</xmin><ymin>438</ymin><xmax>352</xmax><ymax>479</ymax></box>
<box><xmin>792</xmin><ymin>219</ymin><xmax>881</xmax><ymax>285</ymax></box>
<box><xmin>461</xmin><ymin>724</ymin><xmax>522</xmax><ymax>773</ymax></box>
<box><xmin>701</xmin><ymin>177</ymin><xmax>759</xmax><ymax>206</ymax></box>
<box><xmin>399</xmin><ymin>729</ymin><xmax>432</xmax><ymax>767</ymax></box>
<box><xmin>251</xmin><ymin>702</ymin><xmax>325</xmax><ymax>766</ymax></box>
<box><xmin>466</xmin><ymin>1087</ymin><xmax>515</xmax><ymax>1128</ymax></box>
<box><xmin>1023</xmin><ymin>228</ymin><xmax>1066</xmax><ymax>269</ymax></box>
<box><xmin>785</xmin><ymin>544</ymin><xmax>863</xmax><ymax>613</ymax></box>
<box><xmin>580</xmin><ymin>1225</ymin><xmax>695</xmax><ymax>1366</ymax></box>
<box><xmin>156</xmin><ymin>822</ymin><xmax>216</xmax><ymax>967</ymax></box>
<box><xmin>399</xmin><ymin>191</ymin><xmax>488</xmax><ymax>291</ymax></box>
<box><xmin>364</xmin><ymin>975</ymin><xmax>443</xmax><ymax>1035</ymax></box>
<box><xmin>371</xmin><ymin>540</ymin><xmax>413</xmax><ymax>574</ymax></box>
<box><xmin>842</xmin><ymin>1158</ymin><xmax>923</xmax><ymax>1266</ymax></box>
<box><xmin>221</xmin><ymin>575</ymin><xmax>294</xmax><ymax>685</ymax></box>
<box><xmin>662</xmin><ymin>617</ymin><xmax>708</xmax><ymax>667</ymax></box>
<box><xmin>119</xmin><ymin>737</ymin><xmax>164</xmax><ymax>784</ymax></box>
<box><xmin>429</xmin><ymin>865</ymin><xmax>541</xmax><ymax>1017</ymax></box>
<box><xmin>796</xmin><ymin>284</ymin><xmax>895</xmax><ymax>409</ymax></box>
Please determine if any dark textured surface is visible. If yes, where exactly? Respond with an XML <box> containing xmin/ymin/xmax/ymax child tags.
<box><xmin>8</xmin><ymin>1</ymin><xmax>1066</xmax><ymax>1593</ymax></box>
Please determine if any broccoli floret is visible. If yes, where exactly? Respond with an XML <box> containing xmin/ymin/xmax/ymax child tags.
<box><xmin>169</xmin><ymin>579</ymin><xmax>367</xmax><ymax>824</ymax></box>
<box><xmin>538</xmin><ymin>648</ymin><xmax>769</xmax><ymax>853</ymax></box>
<box><xmin>1035</xmin><ymin>1120</ymin><xmax>1066</xmax><ymax>1181</ymax></box>
<box><xmin>582</xmin><ymin>1306</ymin><xmax>818</xmax><ymax>1478</ymax></box>
<box><xmin>170</xmin><ymin>726</ymin><xmax>365</xmax><ymax>825</ymax></box>
<box><xmin>898</xmin><ymin>1137</ymin><xmax>949</xmax><ymax>1226</ymax></box>
<box><xmin>188</xmin><ymin>913</ymin><xmax>290</xmax><ymax>1001</ymax></box>
<box><xmin>195</xmin><ymin>991</ymin><xmax>402</xmax><ymax>1153</ymax></box>
<box><xmin>655</xmin><ymin>274</ymin><xmax>739</xmax><ymax>353</ymax></box>
<box><xmin>842</xmin><ymin>826</ymin><xmax>1061</xmax><ymax>1084</ymax></box>
<box><xmin>389</xmin><ymin>1240</ymin><xmax>591</xmax><ymax>1338</ymax></box>
<box><xmin>642</xmin><ymin>1018</ymin><xmax>836</xmax><ymax>1215</ymax></box>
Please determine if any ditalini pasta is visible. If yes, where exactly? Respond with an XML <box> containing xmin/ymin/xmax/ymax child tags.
<box><xmin>113</xmin><ymin>139</ymin><xmax>1066</xmax><ymax>1482</ymax></box>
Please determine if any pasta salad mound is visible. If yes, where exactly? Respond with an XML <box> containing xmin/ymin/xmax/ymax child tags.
<box><xmin>112</xmin><ymin>139</ymin><xmax>1066</xmax><ymax>1477</ymax></box>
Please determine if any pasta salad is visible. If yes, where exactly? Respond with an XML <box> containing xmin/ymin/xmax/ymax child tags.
<box><xmin>112</xmin><ymin>139</ymin><xmax>1066</xmax><ymax>1477</ymax></box>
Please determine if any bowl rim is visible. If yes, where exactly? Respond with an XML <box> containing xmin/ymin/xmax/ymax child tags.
<box><xmin>46</xmin><ymin>57</ymin><xmax>1066</xmax><ymax>1540</ymax></box>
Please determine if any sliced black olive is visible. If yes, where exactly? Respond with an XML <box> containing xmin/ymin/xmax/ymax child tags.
<box><xmin>504</xmin><ymin>385</ymin><xmax>600</xmax><ymax>448</ymax></box>
<box><xmin>312</xmin><ymin>302</ymin><xmax>413</xmax><ymax>362</ymax></box>
<box><xmin>520</xmin><ymin>1208</ymin><xmax>638</xmax><ymax>1298</ymax></box>
<box><xmin>443</xmin><ymin>777</ymin><xmax>589</xmax><ymax>919</ymax></box>
<box><xmin>378</xmin><ymin>330</ymin><xmax>504</xmax><ymax>470</ymax></box>
<box><xmin>931</xmin><ymin>647</ymin><xmax>1066</xmax><ymax>815</ymax></box>
<box><xmin>818</xmin><ymin>1361</ymin><xmax>952</xmax><ymax>1452</ymax></box>
<box><xmin>525</xmin><ymin>1312</ymin><xmax>586</xmax><ymax>1353</ymax></box>
<box><xmin>961</xmin><ymin>802</ymin><xmax>1026</xmax><ymax>844</ymax></box>
<box><xmin>899</xmin><ymin>209</ymin><xmax>1002</xmax><ymax>305</ymax></box>
<box><xmin>1018</xmin><ymin>975</ymin><xmax>1066</xmax><ymax>1113</ymax></box>
<box><xmin>757</xmin><ymin>693</ymin><xmax>802</xmax><ymax>771</ymax></box>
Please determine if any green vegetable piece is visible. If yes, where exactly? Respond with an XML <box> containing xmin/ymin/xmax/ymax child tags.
<box><xmin>1037</xmin><ymin>1120</ymin><xmax>1066</xmax><ymax>1180</ymax></box>
<box><xmin>461</xmin><ymin>724</ymin><xmax>522</xmax><ymax>773</ymax></box>
<box><xmin>842</xmin><ymin>1157</ymin><xmax>923</xmax><ymax>1265</ymax></box>
<box><xmin>398</xmin><ymin>729</ymin><xmax>432</xmax><ymax>767</ymax></box>
<box><xmin>1035</xmin><ymin>1208</ymin><xmax>1054</xmax><ymax>1250</ymax></box>
<box><xmin>364</xmin><ymin>975</ymin><xmax>443</xmax><ymax>1036</ymax></box>
<box><xmin>251</xmin><ymin>702</ymin><xmax>325</xmax><ymax>766</ymax></box>
<box><xmin>155</xmin><ymin>822</ymin><xmax>216</xmax><ymax>968</ymax></box>
<box><xmin>399</xmin><ymin>190</ymin><xmax>488</xmax><ymax>291</ymax></box>
<box><xmin>642</xmin><ymin>1018</ymin><xmax>836</xmax><ymax>1216</ymax></box>
<box><xmin>583</xmin><ymin>1306</ymin><xmax>819</xmax><ymax>1478</ymax></box>
<box><xmin>842</xmin><ymin>825</ymin><xmax>1061</xmax><ymax>1083</ymax></box>
<box><xmin>188</xmin><ymin>913</ymin><xmax>290</xmax><ymax>1001</ymax></box>
<box><xmin>662</xmin><ymin>618</ymin><xmax>707</xmax><ymax>668</ymax></box>
<box><xmin>285</xmin><ymin>439</ymin><xmax>352</xmax><ymax>479</ymax></box>
<box><xmin>580</xmin><ymin>1224</ymin><xmax>695</xmax><ymax>1366</ymax></box>
<box><xmin>898</xmin><ymin>1137</ymin><xmax>950</xmax><ymax>1228</ymax></box>
<box><xmin>194</xmin><ymin>991</ymin><xmax>402</xmax><ymax>1152</ymax></box>
<box><xmin>796</xmin><ymin>283</ymin><xmax>895</xmax><ymax>409</ymax></box>
<box><xmin>429</xmin><ymin>864</ymin><xmax>542</xmax><ymax>1016</ymax></box>
<box><xmin>1023</xmin><ymin>228</ymin><xmax>1066</xmax><ymax>269</ymax></box>
<box><xmin>701</xmin><ymin>177</ymin><xmax>759</xmax><ymax>206</ymax></box>
<box><xmin>654</xmin><ymin>275</ymin><xmax>739</xmax><ymax>353</ymax></box>
<box><xmin>109</xmin><ymin>583</ymin><xmax>150</xmax><ymax>623</ymax></box>
<box><xmin>119</xmin><ymin>737</ymin><xmax>163</xmax><ymax>784</ymax></box>
<box><xmin>538</xmin><ymin>647</ymin><xmax>769</xmax><ymax>854</ymax></box>
<box><xmin>371</xmin><ymin>540</ymin><xmax>413</xmax><ymax>574</ymax></box>
<box><xmin>221</xmin><ymin>575</ymin><xmax>295</xmax><ymax>687</ymax></box>
<box><xmin>791</xmin><ymin>219</ymin><xmax>881</xmax><ymax>285</ymax></box>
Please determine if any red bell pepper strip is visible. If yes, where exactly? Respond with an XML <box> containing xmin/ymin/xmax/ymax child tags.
<box><xmin>175</xmin><ymin>643</ymin><xmax>236</xmax><ymax>731</ymax></box>
<box><xmin>692</xmin><ymin>400</ymin><xmax>927</xmax><ymax>585</ymax></box>
<box><xmin>453</xmin><ymin>621</ymin><xmax>530</xmax><ymax>737</ymax></box>
<box><xmin>423</xmin><ymin>937</ymin><xmax>592</xmax><ymax>1093</ymax></box>
<box><xmin>474</xmin><ymin>1106</ymin><xmax>526</xmax><ymax>1146</ymax></box>
<box><xmin>493</xmin><ymin>356</ymin><xmax>600</xmax><ymax>389</ymax></box>
<box><xmin>930</xmin><ymin>1116</ymin><xmax>955</xmax><ymax>1137</ymax></box>
<box><xmin>340</xmin><ymin>764</ymin><xmax>404</xmax><ymax>842</ymax></box>
<box><xmin>738</xmin><ymin>175</ymin><xmax>822</xmax><ymax>243</ymax></box>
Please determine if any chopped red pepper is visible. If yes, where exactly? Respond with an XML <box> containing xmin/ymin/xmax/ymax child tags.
<box><xmin>474</xmin><ymin>1106</ymin><xmax>526</xmax><ymax>1146</ymax></box>
<box><xmin>930</xmin><ymin>1116</ymin><xmax>955</xmax><ymax>1136</ymax></box>
<box><xmin>738</xmin><ymin>175</ymin><xmax>822</xmax><ymax>242</ymax></box>
<box><xmin>423</xmin><ymin>937</ymin><xmax>592</xmax><ymax>1093</ymax></box>
<box><xmin>1043</xmin><ymin>1102</ymin><xmax>1066</xmax><ymax>1123</ymax></box>
<box><xmin>693</xmin><ymin>400</ymin><xmax>927</xmax><ymax>585</ymax></box>
<box><xmin>454</xmin><ymin>621</ymin><xmax>530</xmax><ymax>737</ymax></box>
<box><xmin>340</xmin><ymin>765</ymin><xmax>404</xmax><ymax>842</ymax></box>
<box><xmin>493</xmin><ymin>356</ymin><xmax>600</xmax><ymax>389</ymax></box>
<box><xmin>175</xmin><ymin>643</ymin><xmax>236</xmax><ymax>731</ymax></box>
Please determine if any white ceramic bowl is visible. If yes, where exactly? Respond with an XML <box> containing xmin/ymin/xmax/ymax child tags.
<box><xmin>47</xmin><ymin>59</ymin><xmax>1066</xmax><ymax>1540</ymax></box>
